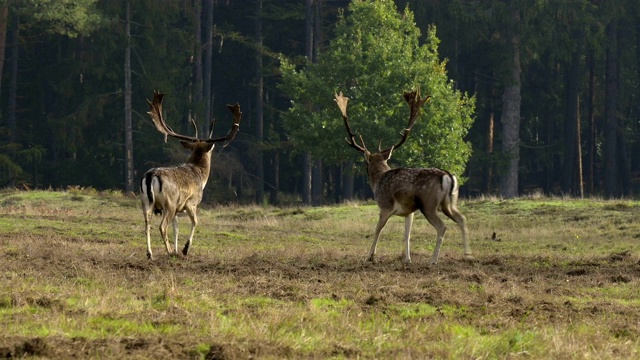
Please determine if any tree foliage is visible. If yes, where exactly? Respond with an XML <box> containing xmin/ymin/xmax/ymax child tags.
<box><xmin>280</xmin><ymin>0</ymin><xmax>474</xmax><ymax>176</ymax></box>
<box><xmin>24</xmin><ymin>0</ymin><xmax>106</xmax><ymax>38</ymax></box>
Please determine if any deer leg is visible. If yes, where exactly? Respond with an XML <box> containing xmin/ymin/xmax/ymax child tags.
<box><xmin>422</xmin><ymin>210</ymin><xmax>447</xmax><ymax>265</ymax></box>
<box><xmin>403</xmin><ymin>213</ymin><xmax>414</xmax><ymax>263</ymax></box>
<box><xmin>183</xmin><ymin>206</ymin><xmax>198</xmax><ymax>256</ymax></box>
<box><xmin>172</xmin><ymin>216</ymin><xmax>179</xmax><ymax>255</ymax></box>
<box><xmin>159</xmin><ymin>210</ymin><xmax>176</xmax><ymax>255</ymax></box>
<box><xmin>368</xmin><ymin>209</ymin><xmax>394</xmax><ymax>262</ymax></box>
<box><xmin>442</xmin><ymin>206</ymin><xmax>472</xmax><ymax>260</ymax></box>
<box><xmin>144</xmin><ymin>208</ymin><xmax>154</xmax><ymax>260</ymax></box>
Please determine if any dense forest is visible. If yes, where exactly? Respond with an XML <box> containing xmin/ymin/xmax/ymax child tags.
<box><xmin>0</xmin><ymin>0</ymin><xmax>639</xmax><ymax>204</ymax></box>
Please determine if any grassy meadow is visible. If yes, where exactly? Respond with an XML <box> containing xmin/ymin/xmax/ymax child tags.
<box><xmin>0</xmin><ymin>188</ymin><xmax>639</xmax><ymax>359</ymax></box>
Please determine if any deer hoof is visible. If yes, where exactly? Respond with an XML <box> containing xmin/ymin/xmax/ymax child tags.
<box><xmin>147</xmin><ymin>252</ymin><xmax>154</xmax><ymax>260</ymax></box>
<box><xmin>463</xmin><ymin>254</ymin><xmax>475</xmax><ymax>261</ymax></box>
<box><xmin>182</xmin><ymin>246</ymin><xmax>189</xmax><ymax>256</ymax></box>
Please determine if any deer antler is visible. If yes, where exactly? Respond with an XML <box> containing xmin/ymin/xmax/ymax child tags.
<box><xmin>147</xmin><ymin>91</ymin><xmax>241</xmax><ymax>146</ymax></box>
<box><xmin>380</xmin><ymin>89</ymin><xmax>430</xmax><ymax>154</ymax></box>
<box><xmin>147</xmin><ymin>91</ymin><xmax>201</xmax><ymax>143</ymax></box>
<box><xmin>335</xmin><ymin>92</ymin><xmax>367</xmax><ymax>153</ymax></box>
<box><xmin>211</xmin><ymin>103</ymin><xmax>241</xmax><ymax>147</ymax></box>
<box><xmin>189</xmin><ymin>117</ymin><xmax>199</xmax><ymax>138</ymax></box>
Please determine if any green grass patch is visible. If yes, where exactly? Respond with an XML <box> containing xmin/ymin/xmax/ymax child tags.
<box><xmin>392</xmin><ymin>302</ymin><xmax>439</xmax><ymax>319</ymax></box>
<box><xmin>1</xmin><ymin>189</ymin><xmax>640</xmax><ymax>358</ymax></box>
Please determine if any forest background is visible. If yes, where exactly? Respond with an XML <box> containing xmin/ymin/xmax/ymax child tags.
<box><xmin>0</xmin><ymin>0</ymin><xmax>638</xmax><ymax>205</ymax></box>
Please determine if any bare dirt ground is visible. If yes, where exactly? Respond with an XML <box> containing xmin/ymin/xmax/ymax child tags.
<box><xmin>2</xmin><ymin>236</ymin><xmax>639</xmax><ymax>359</ymax></box>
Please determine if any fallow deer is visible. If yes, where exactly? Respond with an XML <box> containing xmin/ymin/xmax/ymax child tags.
<box><xmin>335</xmin><ymin>89</ymin><xmax>472</xmax><ymax>264</ymax></box>
<box><xmin>140</xmin><ymin>92</ymin><xmax>241</xmax><ymax>260</ymax></box>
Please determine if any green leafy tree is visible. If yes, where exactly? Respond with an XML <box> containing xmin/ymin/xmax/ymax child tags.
<box><xmin>280</xmin><ymin>0</ymin><xmax>474</xmax><ymax>178</ymax></box>
<box><xmin>25</xmin><ymin>0</ymin><xmax>104</xmax><ymax>38</ymax></box>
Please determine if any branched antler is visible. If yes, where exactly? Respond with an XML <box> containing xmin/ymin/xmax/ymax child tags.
<box><xmin>335</xmin><ymin>89</ymin><xmax>429</xmax><ymax>156</ymax></box>
<box><xmin>381</xmin><ymin>89</ymin><xmax>430</xmax><ymax>154</ymax></box>
<box><xmin>335</xmin><ymin>92</ymin><xmax>367</xmax><ymax>153</ymax></box>
<box><xmin>216</xmin><ymin>103</ymin><xmax>241</xmax><ymax>147</ymax></box>
<box><xmin>147</xmin><ymin>91</ymin><xmax>241</xmax><ymax>145</ymax></box>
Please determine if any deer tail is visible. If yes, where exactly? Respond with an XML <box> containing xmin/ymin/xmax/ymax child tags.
<box><xmin>140</xmin><ymin>170</ymin><xmax>162</xmax><ymax>215</ymax></box>
<box><xmin>144</xmin><ymin>172</ymin><xmax>156</xmax><ymax>204</ymax></box>
<box><xmin>450</xmin><ymin>174</ymin><xmax>459</xmax><ymax>197</ymax></box>
<box><xmin>439</xmin><ymin>170</ymin><xmax>459</xmax><ymax>209</ymax></box>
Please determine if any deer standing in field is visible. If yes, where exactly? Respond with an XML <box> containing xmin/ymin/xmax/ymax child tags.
<box><xmin>335</xmin><ymin>90</ymin><xmax>472</xmax><ymax>264</ymax></box>
<box><xmin>140</xmin><ymin>92</ymin><xmax>241</xmax><ymax>260</ymax></box>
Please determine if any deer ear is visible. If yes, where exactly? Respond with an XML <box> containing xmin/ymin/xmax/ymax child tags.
<box><xmin>180</xmin><ymin>141</ymin><xmax>196</xmax><ymax>150</ymax></box>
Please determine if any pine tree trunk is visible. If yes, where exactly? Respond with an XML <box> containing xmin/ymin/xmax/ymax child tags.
<box><xmin>332</xmin><ymin>165</ymin><xmax>341</xmax><ymax>203</ymax></box>
<box><xmin>7</xmin><ymin>11</ymin><xmax>17</xmax><ymax>145</ymax></box>
<box><xmin>309</xmin><ymin>0</ymin><xmax>325</xmax><ymax>204</ymax></box>
<box><xmin>484</xmin><ymin>110</ymin><xmax>494</xmax><ymax>194</ymax></box>
<box><xmin>562</xmin><ymin>47</ymin><xmax>580</xmax><ymax>196</ymax></box>
<box><xmin>499</xmin><ymin>34</ymin><xmax>521</xmax><ymax>199</ymax></box>
<box><xmin>604</xmin><ymin>20</ymin><xmax>619</xmax><ymax>198</ymax></box>
<box><xmin>254</xmin><ymin>0</ymin><xmax>264</xmax><ymax>203</ymax></box>
<box><xmin>0</xmin><ymin>4</ymin><xmax>8</xmax><ymax>101</ymax></box>
<box><xmin>575</xmin><ymin>97</ymin><xmax>584</xmax><ymax>198</ymax></box>
<box><xmin>124</xmin><ymin>0</ymin><xmax>134</xmax><ymax>193</ymax></box>
<box><xmin>203</xmin><ymin>0</ymin><xmax>213</xmax><ymax>132</ymax></box>
<box><xmin>312</xmin><ymin>159</ymin><xmax>323</xmax><ymax>206</ymax></box>
<box><xmin>269</xmin><ymin>152</ymin><xmax>279</xmax><ymax>205</ymax></box>
<box><xmin>586</xmin><ymin>51</ymin><xmax>596</xmax><ymax>195</ymax></box>
<box><xmin>617</xmin><ymin>130</ymin><xmax>630</xmax><ymax>195</ymax></box>
<box><xmin>341</xmin><ymin>160</ymin><xmax>354</xmax><ymax>201</ymax></box>
<box><xmin>302</xmin><ymin>153</ymin><xmax>311</xmax><ymax>205</ymax></box>
<box><xmin>193</xmin><ymin>0</ymin><xmax>203</xmax><ymax>124</ymax></box>
<box><xmin>302</xmin><ymin>0</ymin><xmax>314</xmax><ymax>205</ymax></box>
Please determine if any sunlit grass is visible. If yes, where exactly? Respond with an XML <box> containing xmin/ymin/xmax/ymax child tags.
<box><xmin>1</xmin><ymin>189</ymin><xmax>640</xmax><ymax>358</ymax></box>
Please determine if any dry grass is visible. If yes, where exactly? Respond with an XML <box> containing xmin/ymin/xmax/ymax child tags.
<box><xmin>0</xmin><ymin>189</ymin><xmax>639</xmax><ymax>359</ymax></box>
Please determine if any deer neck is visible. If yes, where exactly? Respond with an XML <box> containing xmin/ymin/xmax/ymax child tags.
<box><xmin>187</xmin><ymin>152</ymin><xmax>213</xmax><ymax>182</ymax></box>
<box><xmin>367</xmin><ymin>159</ymin><xmax>392</xmax><ymax>191</ymax></box>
